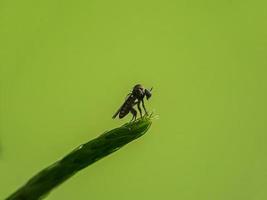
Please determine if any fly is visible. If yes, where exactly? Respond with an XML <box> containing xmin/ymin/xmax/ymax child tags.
<box><xmin>112</xmin><ymin>84</ymin><xmax>153</xmax><ymax>121</ymax></box>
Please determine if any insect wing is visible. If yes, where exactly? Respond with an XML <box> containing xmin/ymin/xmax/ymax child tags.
<box><xmin>112</xmin><ymin>106</ymin><xmax>122</xmax><ymax>119</ymax></box>
<box><xmin>112</xmin><ymin>94</ymin><xmax>132</xmax><ymax>119</ymax></box>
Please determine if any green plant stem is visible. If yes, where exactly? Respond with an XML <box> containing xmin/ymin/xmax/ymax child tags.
<box><xmin>6</xmin><ymin>117</ymin><xmax>152</xmax><ymax>200</ymax></box>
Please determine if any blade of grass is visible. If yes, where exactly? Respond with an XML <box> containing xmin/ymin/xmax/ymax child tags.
<box><xmin>6</xmin><ymin>116</ymin><xmax>152</xmax><ymax>200</ymax></box>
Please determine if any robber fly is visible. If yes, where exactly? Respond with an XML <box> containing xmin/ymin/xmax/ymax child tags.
<box><xmin>112</xmin><ymin>84</ymin><xmax>153</xmax><ymax>121</ymax></box>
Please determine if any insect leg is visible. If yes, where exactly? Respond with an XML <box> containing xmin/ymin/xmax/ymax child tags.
<box><xmin>130</xmin><ymin>107</ymin><xmax>137</xmax><ymax>121</ymax></box>
<box><xmin>137</xmin><ymin>100</ymin><xmax>143</xmax><ymax>117</ymax></box>
<box><xmin>141</xmin><ymin>99</ymin><xmax>148</xmax><ymax>115</ymax></box>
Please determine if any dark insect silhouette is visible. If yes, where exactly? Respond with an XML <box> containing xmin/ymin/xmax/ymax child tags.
<box><xmin>112</xmin><ymin>84</ymin><xmax>153</xmax><ymax>121</ymax></box>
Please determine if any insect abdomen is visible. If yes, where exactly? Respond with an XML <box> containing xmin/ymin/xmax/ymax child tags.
<box><xmin>119</xmin><ymin>97</ymin><xmax>135</xmax><ymax>118</ymax></box>
<box><xmin>119</xmin><ymin>109</ymin><xmax>130</xmax><ymax>118</ymax></box>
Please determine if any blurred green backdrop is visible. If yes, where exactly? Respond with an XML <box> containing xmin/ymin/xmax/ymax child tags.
<box><xmin>1</xmin><ymin>0</ymin><xmax>267</xmax><ymax>199</ymax></box>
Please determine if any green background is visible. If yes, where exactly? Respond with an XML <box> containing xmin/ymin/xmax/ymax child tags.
<box><xmin>1</xmin><ymin>0</ymin><xmax>267</xmax><ymax>199</ymax></box>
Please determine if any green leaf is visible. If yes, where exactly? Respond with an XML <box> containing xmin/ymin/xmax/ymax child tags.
<box><xmin>6</xmin><ymin>116</ymin><xmax>153</xmax><ymax>200</ymax></box>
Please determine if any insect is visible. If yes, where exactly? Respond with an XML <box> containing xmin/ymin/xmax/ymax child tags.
<box><xmin>112</xmin><ymin>84</ymin><xmax>153</xmax><ymax>121</ymax></box>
